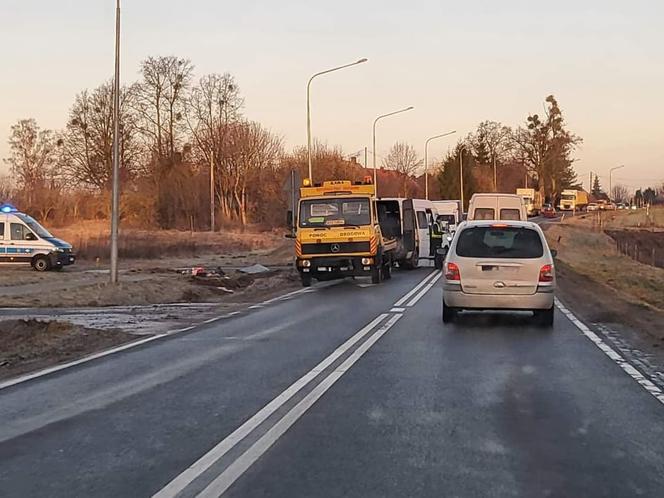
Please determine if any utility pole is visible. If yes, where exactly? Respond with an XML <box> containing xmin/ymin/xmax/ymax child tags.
<box><xmin>364</xmin><ymin>147</ymin><xmax>368</xmax><ymax>169</ymax></box>
<box><xmin>210</xmin><ymin>150</ymin><xmax>215</xmax><ymax>231</ymax></box>
<box><xmin>493</xmin><ymin>155</ymin><xmax>497</xmax><ymax>192</ymax></box>
<box><xmin>459</xmin><ymin>147</ymin><xmax>465</xmax><ymax>211</ymax></box>
<box><xmin>110</xmin><ymin>0</ymin><xmax>121</xmax><ymax>284</ymax></box>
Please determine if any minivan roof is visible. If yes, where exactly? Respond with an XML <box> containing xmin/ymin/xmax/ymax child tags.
<box><xmin>461</xmin><ymin>220</ymin><xmax>539</xmax><ymax>229</ymax></box>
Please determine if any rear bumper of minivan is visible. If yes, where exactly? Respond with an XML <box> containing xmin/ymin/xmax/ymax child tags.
<box><xmin>443</xmin><ymin>285</ymin><xmax>554</xmax><ymax>310</ymax></box>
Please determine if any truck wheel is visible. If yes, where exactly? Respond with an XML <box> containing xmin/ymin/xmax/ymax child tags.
<box><xmin>301</xmin><ymin>274</ymin><xmax>312</xmax><ymax>287</ymax></box>
<box><xmin>382</xmin><ymin>261</ymin><xmax>392</xmax><ymax>280</ymax></box>
<box><xmin>32</xmin><ymin>256</ymin><xmax>51</xmax><ymax>272</ymax></box>
<box><xmin>371</xmin><ymin>265</ymin><xmax>382</xmax><ymax>284</ymax></box>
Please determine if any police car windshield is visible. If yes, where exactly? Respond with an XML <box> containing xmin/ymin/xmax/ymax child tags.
<box><xmin>299</xmin><ymin>197</ymin><xmax>371</xmax><ymax>228</ymax></box>
<box><xmin>15</xmin><ymin>214</ymin><xmax>53</xmax><ymax>238</ymax></box>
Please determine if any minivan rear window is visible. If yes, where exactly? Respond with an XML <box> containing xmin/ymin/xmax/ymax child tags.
<box><xmin>456</xmin><ymin>227</ymin><xmax>544</xmax><ymax>258</ymax></box>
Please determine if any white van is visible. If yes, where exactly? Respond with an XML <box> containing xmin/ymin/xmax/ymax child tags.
<box><xmin>467</xmin><ymin>194</ymin><xmax>527</xmax><ymax>221</ymax></box>
<box><xmin>432</xmin><ymin>200</ymin><xmax>462</xmax><ymax>231</ymax></box>
<box><xmin>377</xmin><ymin>198</ymin><xmax>436</xmax><ymax>268</ymax></box>
<box><xmin>0</xmin><ymin>203</ymin><xmax>76</xmax><ymax>271</ymax></box>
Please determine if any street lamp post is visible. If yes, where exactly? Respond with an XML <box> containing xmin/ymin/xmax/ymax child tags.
<box><xmin>306</xmin><ymin>58</ymin><xmax>368</xmax><ymax>182</ymax></box>
<box><xmin>424</xmin><ymin>130</ymin><xmax>456</xmax><ymax>200</ymax></box>
<box><xmin>110</xmin><ymin>0</ymin><xmax>121</xmax><ymax>284</ymax></box>
<box><xmin>372</xmin><ymin>106</ymin><xmax>414</xmax><ymax>195</ymax></box>
<box><xmin>609</xmin><ymin>165</ymin><xmax>625</xmax><ymax>201</ymax></box>
<box><xmin>459</xmin><ymin>146</ymin><xmax>466</xmax><ymax>211</ymax></box>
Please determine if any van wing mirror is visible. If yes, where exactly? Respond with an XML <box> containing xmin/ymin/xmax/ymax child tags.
<box><xmin>551</xmin><ymin>249</ymin><xmax>558</xmax><ymax>258</ymax></box>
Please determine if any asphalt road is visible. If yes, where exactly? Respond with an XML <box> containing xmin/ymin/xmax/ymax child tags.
<box><xmin>1</xmin><ymin>268</ymin><xmax>663</xmax><ymax>497</ymax></box>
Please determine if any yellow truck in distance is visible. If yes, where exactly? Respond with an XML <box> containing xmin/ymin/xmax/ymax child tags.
<box><xmin>559</xmin><ymin>189</ymin><xmax>589</xmax><ymax>211</ymax></box>
<box><xmin>516</xmin><ymin>188</ymin><xmax>543</xmax><ymax>216</ymax></box>
<box><xmin>292</xmin><ymin>178</ymin><xmax>397</xmax><ymax>287</ymax></box>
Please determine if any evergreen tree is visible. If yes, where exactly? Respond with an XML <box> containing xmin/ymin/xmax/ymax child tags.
<box><xmin>591</xmin><ymin>175</ymin><xmax>602</xmax><ymax>197</ymax></box>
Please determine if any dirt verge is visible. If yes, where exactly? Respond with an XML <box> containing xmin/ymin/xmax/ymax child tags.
<box><xmin>0</xmin><ymin>320</ymin><xmax>136</xmax><ymax>381</ymax></box>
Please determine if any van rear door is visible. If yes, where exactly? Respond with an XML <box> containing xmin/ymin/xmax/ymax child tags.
<box><xmin>402</xmin><ymin>199</ymin><xmax>416</xmax><ymax>253</ymax></box>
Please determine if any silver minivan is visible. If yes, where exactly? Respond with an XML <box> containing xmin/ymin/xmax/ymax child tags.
<box><xmin>442</xmin><ymin>220</ymin><xmax>555</xmax><ymax>326</ymax></box>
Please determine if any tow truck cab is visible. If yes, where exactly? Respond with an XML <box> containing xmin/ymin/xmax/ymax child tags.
<box><xmin>0</xmin><ymin>203</ymin><xmax>76</xmax><ymax>271</ymax></box>
<box><xmin>293</xmin><ymin>179</ymin><xmax>396</xmax><ymax>286</ymax></box>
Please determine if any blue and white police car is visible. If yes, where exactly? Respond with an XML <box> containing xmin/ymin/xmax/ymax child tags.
<box><xmin>0</xmin><ymin>203</ymin><xmax>76</xmax><ymax>271</ymax></box>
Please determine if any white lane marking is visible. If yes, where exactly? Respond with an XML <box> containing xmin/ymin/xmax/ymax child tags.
<box><xmin>197</xmin><ymin>313</ymin><xmax>404</xmax><ymax>498</ymax></box>
<box><xmin>390</xmin><ymin>307</ymin><xmax>406</xmax><ymax>313</ymax></box>
<box><xmin>393</xmin><ymin>271</ymin><xmax>437</xmax><ymax>307</ymax></box>
<box><xmin>555</xmin><ymin>298</ymin><xmax>664</xmax><ymax>406</ymax></box>
<box><xmin>153</xmin><ymin>314</ymin><xmax>389</xmax><ymax>498</ymax></box>
<box><xmin>406</xmin><ymin>273</ymin><xmax>443</xmax><ymax>307</ymax></box>
<box><xmin>0</xmin><ymin>288</ymin><xmax>316</xmax><ymax>392</ymax></box>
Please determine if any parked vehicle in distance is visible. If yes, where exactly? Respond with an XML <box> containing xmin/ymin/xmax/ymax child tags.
<box><xmin>467</xmin><ymin>193</ymin><xmax>527</xmax><ymax>221</ymax></box>
<box><xmin>586</xmin><ymin>203</ymin><xmax>599</xmax><ymax>212</ymax></box>
<box><xmin>617</xmin><ymin>203</ymin><xmax>628</xmax><ymax>210</ymax></box>
<box><xmin>432</xmin><ymin>200</ymin><xmax>462</xmax><ymax>232</ymax></box>
<box><xmin>558</xmin><ymin>189</ymin><xmax>589</xmax><ymax>211</ymax></box>
<box><xmin>442</xmin><ymin>220</ymin><xmax>556</xmax><ymax>326</ymax></box>
<box><xmin>0</xmin><ymin>203</ymin><xmax>76</xmax><ymax>271</ymax></box>
<box><xmin>541</xmin><ymin>204</ymin><xmax>557</xmax><ymax>218</ymax></box>
<box><xmin>516</xmin><ymin>188</ymin><xmax>543</xmax><ymax>216</ymax></box>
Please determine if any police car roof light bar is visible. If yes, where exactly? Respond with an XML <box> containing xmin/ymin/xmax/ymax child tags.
<box><xmin>0</xmin><ymin>203</ymin><xmax>18</xmax><ymax>213</ymax></box>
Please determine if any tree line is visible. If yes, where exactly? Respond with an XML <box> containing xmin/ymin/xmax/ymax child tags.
<box><xmin>3</xmin><ymin>70</ymin><xmax>660</xmax><ymax>230</ymax></box>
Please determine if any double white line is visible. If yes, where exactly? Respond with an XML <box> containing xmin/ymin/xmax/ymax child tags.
<box><xmin>154</xmin><ymin>271</ymin><xmax>438</xmax><ymax>498</ymax></box>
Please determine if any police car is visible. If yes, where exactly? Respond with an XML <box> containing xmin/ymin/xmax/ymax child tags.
<box><xmin>0</xmin><ymin>203</ymin><xmax>76</xmax><ymax>271</ymax></box>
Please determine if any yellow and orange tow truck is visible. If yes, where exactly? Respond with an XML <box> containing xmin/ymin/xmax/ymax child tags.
<box><xmin>291</xmin><ymin>178</ymin><xmax>397</xmax><ymax>287</ymax></box>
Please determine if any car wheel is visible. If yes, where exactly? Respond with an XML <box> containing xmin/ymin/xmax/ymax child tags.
<box><xmin>534</xmin><ymin>306</ymin><xmax>554</xmax><ymax>327</ymax></box>
<box><xmin>32</xmin><ymin>256</ymin><xmax>51</xmax><ymax>272</ymax></box>
<box><xmin>442</xmin><ymin>300</ymin><xmax>457</xmax><ymax>323</ymax></box>
<box><xmin>301</xmin><ymin>274</ymin><xmax>312</xmax><ymax>287</ymax></box>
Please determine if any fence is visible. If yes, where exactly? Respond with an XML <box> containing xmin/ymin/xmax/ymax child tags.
<box><xmin>606</xmin><ymin>230</ymin><xmax>664</xmax><ymax>269</ymax></box>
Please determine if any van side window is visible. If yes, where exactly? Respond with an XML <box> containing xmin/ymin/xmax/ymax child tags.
<box><xmin>416</xmin><ymin>211</ymin><xmax>429</xmax><ymax>229</ymax></box>
<box><xmin>474</xmin><ymin>208</ymin><xmax>495</xmax><ymax>220</ymax></box>
<box><xmin>10</xmin><ymin>223</ymin><xmax>31</xmax><ymax>241</ymax></box>
<box><xmin>0</xmin><ymin>222</ymin><xmax>4</xmax><ymax>240</ymax></box>
<box><xmin>500</xmin><ymin>208</ymin><xmax>521</xmax><ymax>220</ymax></box>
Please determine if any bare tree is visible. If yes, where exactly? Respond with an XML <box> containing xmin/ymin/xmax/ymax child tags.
<box><xmin>59</xmin><ymin>82</ymin><xmax>143</xmax><ymax>191</ymax></box>
<box><xmin>133</xmin><ymin>56</ymin><xmax>194</xmax><ymax>163</ymax></box>
<box><xmin>383</xmin><ymin>142</ymin><xmax>421</xmax><ymax>196</ymax></box>
<box><xmin>4</xmin><ymin>119</ymin><xmax>59</xmax><ymax>206</ymax></box>
<box><xmin>0</xmin><ymin>175</ymin><xmax>14</xmax><ymax>201</ymax></box>
<box><xmin>611</xmin><ymin>184</ymin><xmax>630</xmax><ymax>203</ymax></box>
<box><xmin>219</xmin><ymin>121</ymin><xmax>282</xmax><ymax>225</ymax></box>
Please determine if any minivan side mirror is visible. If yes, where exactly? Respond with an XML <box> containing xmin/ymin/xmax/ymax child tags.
<box><xmin>551</xmin><ymin>249</ymin><xmax>558</xmax><ymax>258</ymax></box>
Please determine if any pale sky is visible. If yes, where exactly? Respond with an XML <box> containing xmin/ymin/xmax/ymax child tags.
<box><xmin>1</xmin><ymin>0</ymin><xmax>662</xmax><ymax>192</ymax></box>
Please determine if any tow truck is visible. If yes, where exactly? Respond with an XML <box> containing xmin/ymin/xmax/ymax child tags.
<box><xmin>290</xmin><ymin>178</ymin><xmax>397</xmax><ymax>287</ymax></box>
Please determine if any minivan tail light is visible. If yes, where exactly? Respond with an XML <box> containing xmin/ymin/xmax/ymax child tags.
<box><xmin>445</xmin><ymin>262</ymin><xmax>460</xmax><ymax>281</ymax></box>
<box><xmin>539</xmin><ymin>264</ymin><xmax>554</xmax><ymax>282</ymax></box>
